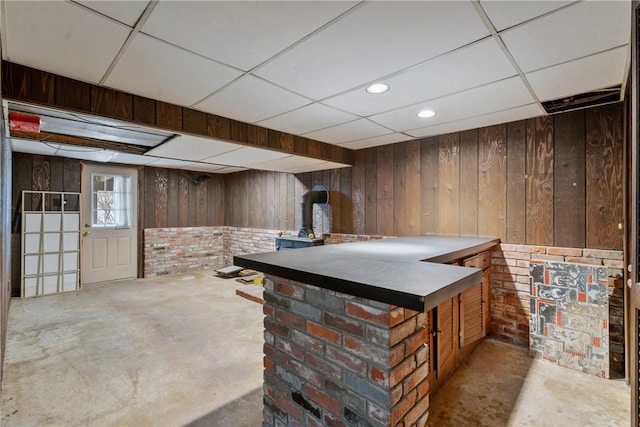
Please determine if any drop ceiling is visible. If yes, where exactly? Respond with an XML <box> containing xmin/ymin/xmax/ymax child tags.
<box><xmin>0</xmin><ymin>0</ymin><xmax>632</xmax><ymax>173</ymax></box>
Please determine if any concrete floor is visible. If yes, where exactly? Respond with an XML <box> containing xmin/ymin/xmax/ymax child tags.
<box><xmin>1</xmin><ymin>271</ymin><xmax>264</xmax><ymax>426</ymax></box>
<box><xmin>0</xmin><ymin>271</ymin><xmax>631</xmax><ymax>426</ymax></box>
<box><xmin>428</xmin><ymin>339</ymin><xmax>630</xmax><ymax>427</ymax></box>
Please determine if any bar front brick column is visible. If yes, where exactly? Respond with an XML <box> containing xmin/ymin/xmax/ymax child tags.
<box><xmin>262</xmin><ymin>275</ymin><xmax>430</xmax><ymax>427</ymax></box>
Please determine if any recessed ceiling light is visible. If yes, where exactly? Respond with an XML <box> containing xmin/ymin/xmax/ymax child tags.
<box><xmin>417</xmin><ymin>109</ymin><xmax>436</xmax><ymax>118</ymax></box>
<box><xmin>366</xmin><ymin>83</ymin><xmax>389</xmax><ymax>94</ymax></box>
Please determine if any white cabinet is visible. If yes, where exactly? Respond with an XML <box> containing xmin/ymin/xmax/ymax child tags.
<box><xmin>21</xmin><ymin>191</ymin><xmax>81</xmax><ymax>297</ymax></box>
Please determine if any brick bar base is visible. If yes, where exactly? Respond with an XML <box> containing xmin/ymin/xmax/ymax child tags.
<box><xmin>263</xmin><ymin>275</ymin><xmax>429</xmax><ymax>427</ymax></box>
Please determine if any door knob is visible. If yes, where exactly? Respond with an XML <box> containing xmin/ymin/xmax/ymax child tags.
<box><xmin>82</xmin><ymin>231</ymin><xmax>90</xmax><ymax>237</ymax></box>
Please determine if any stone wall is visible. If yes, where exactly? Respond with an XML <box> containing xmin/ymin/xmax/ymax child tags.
<box><xmin>263</xmin><ymin>275</ymin><xmax>430</xmax><ymax>426</ymax></box>
<box><xmin>143</xmin><ymin>227</ymin><xmax>224</xmax><ymax>277</ymax></box>
<box><xmin>491</xmin><ymin>244</ymin><xmax>624</xmax><ymax>376</ymax></box>
<box><xmin>145</xmin><ymin>226</ymin><xmax>389</xmax><ymax>276</ymax></box>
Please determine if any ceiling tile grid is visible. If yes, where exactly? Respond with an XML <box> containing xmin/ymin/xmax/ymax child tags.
<box><xmin>0</xmin><ymin>0</ymin><xmax>632</xmax><ymax>173</ymax></box>
<box><xmin>3</xmin><ymin>1</ymin><xmax>130</xmax><ymax>84</ymax></box>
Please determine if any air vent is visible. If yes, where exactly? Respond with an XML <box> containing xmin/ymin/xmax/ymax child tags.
<box><xmin>541</xmin><ymin>86</ymin><xmax>621</xmax><ymax>114</ymax></box>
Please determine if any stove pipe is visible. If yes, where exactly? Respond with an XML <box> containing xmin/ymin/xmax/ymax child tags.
<box><xmin>298</xmin><ymin>188</ymin><xmax>328</xmax><ymax>238</ymax></box>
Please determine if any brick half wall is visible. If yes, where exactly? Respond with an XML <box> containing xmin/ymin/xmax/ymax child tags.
<box><xmin>490</xmin><ymin>243</ymin><xmax>624</xmax><ymax>376</ymax></box>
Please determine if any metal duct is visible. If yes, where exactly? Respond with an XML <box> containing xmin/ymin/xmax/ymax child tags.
<box><xmin>298</xmin><ymin>187</ymin><xmax>328</xmax><ymax>238</ymax></box>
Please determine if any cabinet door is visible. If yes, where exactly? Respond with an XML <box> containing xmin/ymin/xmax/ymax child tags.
<box><xmin>482</xmin><ymin>268</ymin><xmax>491</xmax><ymax>336</ymax></box>
<box><xmin>436</xmin><ymin>296</ymin><xmax>456</xmax><ymax>379</ymax></box>
<box><xmin>460</xmin><ymin>282</ymin><xmax>483</xmax><ymax>347</ymax></box>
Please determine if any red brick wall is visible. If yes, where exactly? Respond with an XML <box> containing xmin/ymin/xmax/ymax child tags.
<box><xmin>263</xmin><ymin>276</ymin><xmax>430</xmax><ymax>426</ymax></box>
<box><xmin>490</xmin><ymin>243</ymin><xmax>624</xmax><ymax>374</ymax></box>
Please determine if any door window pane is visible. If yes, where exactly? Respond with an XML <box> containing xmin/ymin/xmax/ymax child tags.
<box><xmin>90</xmin><ymin>174</ymin><xmax>132</xmax><ymax>228</ymax></box>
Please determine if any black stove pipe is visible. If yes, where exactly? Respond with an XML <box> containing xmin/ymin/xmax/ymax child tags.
<box><xmin>298</xmin><ymin>189</ymin><xmax>328</xmax><ymax>238</ymax></box>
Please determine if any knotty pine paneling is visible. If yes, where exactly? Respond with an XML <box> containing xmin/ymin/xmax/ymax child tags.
<box><xmin>459</xmin><ymin>130</ymin><xmax>478</xmax><ymax>236</ymax></box>
<box><xmin>526</xmin><ymin>116</ymin><xmax>554</xmax><ymax>246</ymax></box>
<box><xmin>478</xmin><ymin>125</ymin><xmax>507</xmax><ymax>242</ymax></box>
<box><xmin>438</xmin><ymin>133</ymin><xmax>460</xmax><ymax>236</ymax></box>
<box><xmin>393</xmin><ymin>144</ymin><xmax>407</xmax><ymax>236</ymax></box>
<box><xmin>586</xmin><ymin>104</ymin><xmax>624</xmax><ymax>250</ymax></box>
<box><xmin>554</xmin><ymin>110</ymin><xmax>586</xmax><ymax>248</ymax></box>
<box><xmin>404</xmin><ymin>140</ymin><xmax>421</xmax><ymax>236</ymax></box>
<box><xmin>506</xmin><ymin>121</ymin><xmax>527</xmax><ymax>244</ymax></box>
<box><xmin>420</xmin><ymin>137</ymin><xmax>439</xmax><ymax>234</ymax></box>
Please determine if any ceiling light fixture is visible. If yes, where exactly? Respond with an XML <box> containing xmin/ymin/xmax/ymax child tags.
<box><xmin>366</xmin><ymin>83</ymin><xmax>389</xmax><ymax>94</ymax></box>
<box><xmin>417</xmin><ymin>109</ymin><xmax>436</xmax><ymax>118</ymax></box>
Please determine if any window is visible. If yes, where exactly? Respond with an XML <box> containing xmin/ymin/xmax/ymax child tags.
<box><xmin>91</xmin><ymin>174</ymin><xmax>132</xmax><ymax>228</ymax></box>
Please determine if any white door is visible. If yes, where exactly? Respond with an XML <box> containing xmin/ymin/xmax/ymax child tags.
<box><xmin>81</xmin><ymin>164</ymin><xmax>138</xmax><ymax>284</ymax></box>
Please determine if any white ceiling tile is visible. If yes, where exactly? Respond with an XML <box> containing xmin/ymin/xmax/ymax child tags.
<box><xmin>215</xmin><ymin>166</ymin><xmax>249</xmax><ymax>174</ymax></box>
<box><xmin>323</xmin><ymin>38</ymin><xmax>517</xmax><ymax>117</ymax></box>
<box><xmin>194</xmin><ymin>75</ymin><xmax>311</xmax><ymax>123</ymax></box>
<box><xmin>337</xmin><ymin>133</ymin><xmax>413</xmax><ymax>150</ymax></box>
<box><xmin>75</xmin><ymin>1</ymin><xmax>150</xmax><ymax>27</ymax></box>
<box><xmin>250</xmin><ymin>155</ymin><xmax>329</xmax><ymax>172</ymax></box>
<box><xmin>109</xmin><ymin>152</ymin><xmax>157</xmax><ymax>166</ymax></box>
<box><xmin>255</xmin><ymin>1</ymin><xmax>489</xmax><ymax>99</ymax></box>
<box><xmin>303</xmin><ymin>119</ymin><xmax>390</xmax><ymax>144</ymax></box>
<box><xmin>105</xmin><ymin>33</ymin><xmax>242</xmax><ymax>106</ymax></box>
<box><xmin>145</xmin><ymin>135</ymin><xmax>242</xmax><ymax>161</ymax></box>
<box><xmin>527</xmin><ymin>47</ymin><xmax>628</xmax><ymax>102</ymax></box>
<box><xmin>4</xmin><ymin>1</ymin><xmax>130</xmax><ymax>83</ymax></box>
<box><xmin>10</xmin><ymin>139</ymin><xmax>58</xmax><ymax>156</ymax></box>
<box><xmin>258</xmin><ymin>103</ymin><xmax>358</xmax><ymax>135</ymax></box>
<box><xmin>204</xmin><ymin>147</ymin><xmax>289</xmax><ymax>167</ymax></box>
<box><xmin>141</xmin><ymin>1</ymin><xmax>357</xmax><ymax>71</ymax></box>
<box><xmin>181</xmin><ymin>162</ymin><xmax>226</xmax><ymax>172</ymax></box>
<box><xmin>501</xmin><ymin>1</ymin><xmax>630</xmax><ymax>73</ymax></box>
<box><xmin>480</xmin><ymin>0</ymin><xmax>573</xmax><ymax>31</ymax></box>
<box><xmin>406</xmin><ymin>104</ymin><xmax>545</xmax><ymax>138</ymax></box>
<box><xmin>146</xmin><ymin>157</ymin><xmax>199</xmax><ymax>169</ymax></box>
<box><xmin>370</xmin><ymin>77</ymin><xmax>534</xmax><ymax>132</ymax></box>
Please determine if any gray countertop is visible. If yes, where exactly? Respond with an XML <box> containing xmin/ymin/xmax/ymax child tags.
<box><xmin>234</xmin><ymin>235</ymin><xmax>499</xmax><ymax>311</ymax></box>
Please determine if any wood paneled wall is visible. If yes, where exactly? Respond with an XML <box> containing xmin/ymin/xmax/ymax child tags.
<box><xmin>228</xmin><ymin>103</ymin><xmax>625</xmax><ymax>250</ymax></box>
<box><xmin>141</xmin><ymin>168</ymin><xmax>225</xmax><ymax>228</ymax></box>
<box><xmin>2</xmin><ymin>61</ymin><xmax>353</xmax><ymax>166</ymax></box>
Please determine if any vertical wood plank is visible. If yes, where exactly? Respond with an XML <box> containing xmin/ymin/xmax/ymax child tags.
<box><xmin>554</xmin><ymin>110</ymin><xmax>586</xmax><ymax>247</ymax></box>
<box><xmin>55</xmin><ymin>76</ymin><xmax>90</xmax><ymax>111</ymax></box>
<box><xmin>213</xmin><ymin>175</ymin><xmax>226</xmax><ymax>226</ymax></box>
<box><xmin>506</xmin><ymin>121</ymin><xmax>527</xmax><ymax>244</ymax></box>
<box><xmin>393</xmin><ymin>144</ymin><xmax>407</xmax><ymax>236</ymax></box>
<box><xmin>248</xmin><ymin>125</ymin><xmax>269</xmax><ymax>147</ymax></box>
<box><xmin>239</xmin><ymin>171</ymin><xmax>249</xmax><ymax>227</ymax></box>
<box><xmin>207</xmin><ymin>115</ymin><xmax>231</xmax><ymax>140</ymax></box>
<box><xmin>230</xmin><ymin>120</ymin><xmax>248</xmax><ymax>144</ymax></box>
<box><xmin>167</xmin><ymin>169</ymin><xmax>179</xmax><ymax>227</ymax></box>
<box><xmin>156</xmin><ymin>101</ymin><xmax>183</xmax><ymax>131</ymax></box>
<box><xmin>405</xmin><ymin>140</ymin><xmax>421</xmax><ymax>236</ymax></box>
<box><xmin>287</xmin><ymin>174</ymin><xmax>297</xmax><ymax>231</ymax></box>
<box><xmin>364</xmin><ymin>148</ymin><xmax>378</xmax><ymax>234</ymax></box>
<box><xmin>62</xmin><ymin>158</ymin><xmax>80</xmax><ymax>193</ymax></box>
<box><xmin>178</xmin><ymin>173</ymin><xmax>189</xmax><ymax>227</ymax></box>
<box><xmin>137</xmin><ymin>167</ymin><xmax>145</xmax><ymax>278</ymax></box>
<box><xmin>459</xmin><ymin>130</ymin><xmax>478</xmax><ymax>236</ymax></box>
<box><xmin>144</xmin><ymin>168</ymin><xmax>156</xmax><ymax>229</ymax></box>
<box><xmin>308</xmin><ymin>140</ymin><xmax>322</xmax><ymax>158</ymax></box>
<box><xmin>420</xmin><ymin>137</ymin><xmax>439</xmax><ymax>234</ymax></box>
<box><xmin>294</xmin><ymin>137</ymin><xmax>308</xmax><ymax>155</ymax></box>
<box><xmin>3</xmin><ymin>62</ymin><xmax>55</xmax><ymax>104</ymax></box>
<box><xmin>266</xmin><ymin>172</ymin><xmax>276</xmax><ymax>230</ymax></box>
<box><xmin>340</xmin><ymin>167</ymin><xmax>353</xmax><ymax>234</ymax></box>
<box><xmin>133</xmin><ymin>96</ymin><xmax>156</xmax><ymax>126</ymax></box>
<box><xmin>183</xmin><ymin>109</ymin><xmax>207</xmax><ymax>135</ymax></box>
<box><xmin>478</xmin><ymin>125</ymin><xmax>507</xmax><ymax>241</ymax></box>
<box><xmin>328</xmin><ymin>169</ymin><xmax>341</xmax><ymax>233</ymax></box>
<box><xmin>526</xmin><ymin>117</ymin><xmax>554</xmax><ymax>246</ymax></box>
<box><xmin>154</xmin><ymin>168</ymin><xmax>168</xmax><ymax>228</ymax></box>
<box><xmin>277</xmin><ymin>173</ymin><xmax>288</xmax><ymax>231</ymax></box>
<box><xmin>91</xmin><ymin>86</ymin><xmax>133</xmax><ymax>121</ymax></box>
<box><xmin>188</xmin><ymin>176</ymin><xmax>197</xmax><ymax>226</ymax></box>
<box><xmin>12</xmin><ymin>153</ymin><xmax>31</xmax><ymax>229</ymax></box>
<box><xmin>586</xmin><ymin>104</ymin><xmax>624</xmax><ymax>250</ymax></box>
<box><xmin>294</xmin><ymin>174</ymin><xmax>304</xmax><ymax>232</ymax></box>
<box><xmin>195</xmin><ymin>180</ymin><xmax>208</xmax><ymax>227</ymax></box>
<box><xmin>49</xmin><ymin>157</ymin><xmax>64</xmax><ymax>191</ymax></box>
<box><xmin>376</xmin><ymin>145</ymin><xmax>394</xmax><ymax>236</ymax></box>
<box><xmin>352</xmin><ymin>150</ymin><xmax>366</xmax><ymax>235</ymax></box>
<box><xmin>438</xmin><ymin>134</ymin><xmax>460</xmax><ymax>235</ymax></box>
<box><xmin>32</xmin><ymin>155</ymin><xmax>50</xmax><ymax>192</ymax></box>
